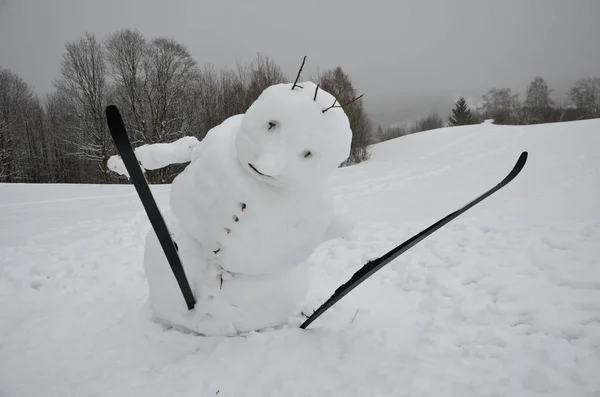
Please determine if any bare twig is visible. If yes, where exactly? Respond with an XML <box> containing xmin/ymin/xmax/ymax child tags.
<box><xmin>291</xmin><ymin>55</ymin><xmax>307</xmax><ymax>90</ymax></box>
<box><xmin>342</xmin><ymin>94</ymin><xmax>364</xmax><ymax>107</ymax></box>
<box><xmin>321</xmin><ymin>87</ymin><xmax>342</xmax><ymax>112</ymax></box>
<box><xmin>350</xmin><ymin>308</ymin><xmax>360</xmax><ymax>324</ymax></box>
<box><xmin>322</xmin><ymin>94</ymin><xmax>364</xmax><ymax>113</ymax></box>
<box><xmin>313</xmin><ymin>83</ymin><xmax>320</xmax><ymax>101</ymax></box>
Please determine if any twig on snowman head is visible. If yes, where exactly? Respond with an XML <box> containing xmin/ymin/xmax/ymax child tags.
<box><xmin>322</xmin><ymin>91</ymin><xmax>364</xmax><ymax>113</ymax></box>
<box><xmin>313</xmin><ymin>83</ymin><xmax>320</xmax><ymax>101</ymax></box>
<box><xmin>291</xmin><ymin>56</ymin><xmax>307</xmax><ymax>90</ymax></box>
<box><xmin>323</xmin><ymin>87</ymin><xmax>343</xmax><ymax>111</ymax></box>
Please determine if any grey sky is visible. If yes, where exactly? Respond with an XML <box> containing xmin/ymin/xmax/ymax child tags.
<box><xmin>0</xmin><ymin>0</ymin><xmax>598</xmax><ymax>127</ymax></box>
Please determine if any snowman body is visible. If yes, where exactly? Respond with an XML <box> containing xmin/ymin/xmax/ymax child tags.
<box><xmin>142</xmin><ymin>82</ymin><xmax>354</xmax><ymax>335</ymax></box>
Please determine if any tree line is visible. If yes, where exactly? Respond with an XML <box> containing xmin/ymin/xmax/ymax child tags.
<box><xmin>2</xmin><ymin>28</ymin><xmax>599</xmax><ymax>184</ymax></box>
<box><xmin>0</xmin><ymin>29</ymin><xmax>372</xmax><ymax>184</ymax></box>
<box><xmin>377</xmin><ymin>75</ymin><xmax>600</xmax><ymax>142</ymax></box>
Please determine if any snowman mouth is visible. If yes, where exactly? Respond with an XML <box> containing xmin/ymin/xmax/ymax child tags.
<box><xmin>248</xmin><ymin>163</ymin><xmax>273</xmax><ymax>178</ymax></box>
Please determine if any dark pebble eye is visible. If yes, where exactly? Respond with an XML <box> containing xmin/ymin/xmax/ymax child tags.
<box><xmin>303</xmin><ymin>151</ymin><xmax>312</xmax><ymax>158</ymax></box>
<box><xmin>268</xmin><ymin>121</ymin><xmax>277</xmax><ymax>130</ymax></box>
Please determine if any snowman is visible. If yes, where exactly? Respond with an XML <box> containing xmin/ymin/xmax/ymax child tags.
<box><xmin>109</xmin><ymin>79</ymin><xmax>355</xmax><ymax>336</ymax></box>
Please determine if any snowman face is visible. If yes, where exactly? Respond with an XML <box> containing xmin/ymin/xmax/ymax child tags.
<box><xmin>235</xmin><ymin>82</ymin><xmax>353</xmax><ymax>186</ymax></box>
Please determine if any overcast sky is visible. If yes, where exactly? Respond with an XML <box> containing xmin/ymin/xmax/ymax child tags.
<box><xmin>0</xmin><ymin>0</ymin><xmax>598</xmax><ymax>126</ymax></box>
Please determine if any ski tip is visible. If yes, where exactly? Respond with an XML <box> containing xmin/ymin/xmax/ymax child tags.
<box><xmin>516</xmin><ymin>151</ymin><xmax>528</xmax><ymax>166</ymax></box>
<box><xmin>105</xmin><ymin>105</ymin><xmax>128</xmax><ymax>151</ymax></box>
<box><xmin>518</xmin><ymin>151</ymin><xmax>528</xmax><ymax>167</ymax></box>
<box><xmin>105</xmin><ymin>105</ymin><xmax>126</xmax><ymax>136</ymax></box>
<box><xmin>106</xmin><ymin>104</ymin><xmax>119</xmax><ymax>113</ymax></box>
<box><xmin>503</xmin><ymin>151</ymin><xmax>528</xmax><ymax>183</ymax></box>
<box><xmin>105</xmin><ymin>105</ymin><xmax>121</xmax><ymax>122</ymax></box>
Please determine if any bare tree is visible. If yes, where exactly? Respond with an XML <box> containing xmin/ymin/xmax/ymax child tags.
<box><xmin>375</xmin><ymin>124</ymin><xmax>384</xmax><ymax>141</ymax></box>
<box><xmin>412</xmin><ymin>112</ymin><xmax>445</xmax><ymax>133</ymax></box>
<box><xmin>104</xmin><ymin>28</ymin><xmax>148</xmax><ymax>143</ymax></box>
<box><xmin>0</xmin><ymin>67</ymin><xmax>69</xmax><ymax>183</ymax></box>
<box><xmin>0</xmin><ymin>67</ymin><xmax>37</xmax><ymax>182</ymax></box>
<box><xmin>105</xmin><ymin>32</ymin><xmax>201</xmax><ymax>183</ymax></box>
<box><xmin>521</xmin><ymin>77</ymin><xmax>555</xmax><ymax>124</ymax></box>
<box><xmin>0</xmin><ymin>116</ymin><xmax>11</xmax><ymax>181</ymax></box>
<box><xmin>189</xmin><ymin>54</ymin><xmax>284</xmax><ymax>145</ymax></box>
<box><xmin>43</xmin><ymin>91</ymin><xmax>87</xmax><ymax>183</ymax></box>
<box><xmin>142</xmin><ymin>38</ymin><xmax>198</xmax><ymax>138</ymax></box>
<box><xmin>380</xmin><ymin>125</ymin><xmax>407</xmax><ymax>142</ymax></box>
<box><xmin>245</xmin><ymin>53</ymin><xmax>286</xmax><ymax>105</ymax></box>
<box><xmin>318</xmin><ymin>66</ymin><xmax>372</xmax><ymax>165</ymax></box>
<box><xmin>191</xmin><ymin>64</ymin><xmax>224</xmax><ymax>135</ymax></box>
<box><xmin>20</xmin><ymin>97</ymin><xmax>50</xmax><ymax>182</ymax></box>
<box><xmin>478</xmin><ymin>88</ymin><xmax>521</xmax><ymax>124</ymax></box>
<box><xmin>135</xmin><ymin>37</ymin><xmax>200</xmax><ymax>182</ymax></box>
<box><xmin>53</xmin><ymin>32</ymin><xmax>113</xmax><ymax>182</ymax></box>
<box><xmin>217</xmin><ymin>66</ymin><xmax>247</xmax><ymax>124</ymax></box>
<box><xmin>0</xmin><ymin>68</ymin><xmax>19</xmax><ymax>182</ymax></box>
<box><xmin>570</xmin><ymin>77</ymin><xmax>600</xmax><ymax>119</ymax></box>
<box><xmin>524</xmin><ymin>77</ymin><xmax>554</xmax><ymax>109</ymax></box>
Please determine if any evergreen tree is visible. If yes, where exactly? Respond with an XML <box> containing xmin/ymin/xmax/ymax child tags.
<box><xmin>448</xmin><ymin>97</ymin><xmax>474</xmax><ymax>126</ymax></box>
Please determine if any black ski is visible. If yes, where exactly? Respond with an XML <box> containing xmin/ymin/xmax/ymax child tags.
<box><xmin>300</xmin><ymin>151</ymin><xmax>528</xmax><ymax>329</ymax></box>
<box><xmin>105</xmin><ymin>105</ymin><xmax>196</xmax><ymax>310</ymax></box>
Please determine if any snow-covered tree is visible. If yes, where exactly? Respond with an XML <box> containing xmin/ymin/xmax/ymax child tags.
<box><xmin>104</xmin><ymin>28</ymin><xmax>148</xmax><ymax>145</ymax></box>
<box><xmin>104</xmin><ymin>30</ymin><xmax>201</xmax><ymax>182</ymax></box>
<box><xmin>521</xmin><ymin>77</ymin><xmax>555</xmax><ymax>124</ymax></box>
<box><xmin>53</xmin><ymin>32</ymin><xmax>113</xmax><ymax>182</ymax></box>
<box><xmin>0</xmin><ymin>68</ymin><xmax>66</xmax><ymax>183</ymax></box>
<box><xmin>524</xmin><ymin>77</ymin><xmax>554</xmax><ymax>110</ymax></box>
<box><xmin>570</xmin><ymin>77</ymin><xmax>600</xmax><ymax>119</ymax></box>
<box><xmin>0</xmin><ymin>68</ymin><xmax>36</xmax><ymax>182</ymax></box>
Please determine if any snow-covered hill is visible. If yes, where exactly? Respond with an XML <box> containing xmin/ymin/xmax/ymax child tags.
<box><xmin>1</xmin><ymin>119</ymin><xmax>599</xmax><ymax>396</ymax></box>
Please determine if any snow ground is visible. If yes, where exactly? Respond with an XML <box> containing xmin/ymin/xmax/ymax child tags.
<box><xmin>1</xmin><ymin>119</ymin><xmax>600</xmax><ymax>396</ymax></box>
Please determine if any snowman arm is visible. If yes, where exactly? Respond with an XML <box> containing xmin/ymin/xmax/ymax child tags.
<box><xmin>108</xmin><ymin>136</ymin><xmax>200</xmax><ymax>177</ymax></box>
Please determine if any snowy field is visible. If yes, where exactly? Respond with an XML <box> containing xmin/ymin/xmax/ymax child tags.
<box><xmin>1</xmin><ymin>119</ymin><xmax>600</xmax><ymax>396</ymax></box>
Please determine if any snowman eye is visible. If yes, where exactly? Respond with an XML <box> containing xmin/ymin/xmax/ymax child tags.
<box><xmin>302</xmin><ymin>150</ymin><xmax>312</xmax><ymax>159</ymax></box>
<box><xmin>268</xmin><ymin>121</ymin><xmax>277</xmax><ymax>130</ymax></box>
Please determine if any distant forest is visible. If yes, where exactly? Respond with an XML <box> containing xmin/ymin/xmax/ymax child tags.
<box><xmin>1</xmin><ymin>29</ymin><xmax>599</xmax><ymax>184</ymax></box>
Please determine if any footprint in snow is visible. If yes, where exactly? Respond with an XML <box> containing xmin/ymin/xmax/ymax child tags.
<box><xmin>29</xmin><ymin>275</ymin><xmax>49</xmax><ymax>290</ymax></box>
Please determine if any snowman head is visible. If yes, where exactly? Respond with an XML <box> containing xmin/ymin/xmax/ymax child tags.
<box><xmin>235</xmin><ymin>81</ymin><xmax>353</xmax><ymax>186</ymax></box>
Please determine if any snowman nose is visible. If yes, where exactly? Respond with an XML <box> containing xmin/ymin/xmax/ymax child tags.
<box><xmin>255</xmin><ymin>151</ymin><xmax>286</xmax><ymax>176</ymax></box>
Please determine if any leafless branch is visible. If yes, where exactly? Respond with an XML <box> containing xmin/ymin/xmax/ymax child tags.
<box><xmin>291</xmin><ymin>55</ymin><xmax>306</xmax><ymax>90</ymax></box>
<box><xmin>322</xmin><ymin>94</ymin><xmax>363</xmax><ymax>113</ymax></box>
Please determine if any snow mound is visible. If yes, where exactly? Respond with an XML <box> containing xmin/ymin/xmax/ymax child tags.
<box><xmin>1</xmin><ymin>119</ymin><xmax>599</xmax><ymax>396</ymax></box>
